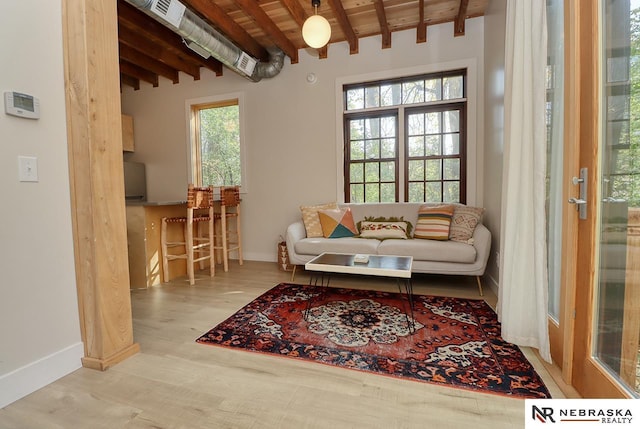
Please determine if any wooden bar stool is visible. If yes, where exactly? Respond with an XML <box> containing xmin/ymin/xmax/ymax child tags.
<box><xmin>213</xmin><ymin>186</ymin><xmax>243</xmax><ymax>272</ymax></box>
<box><xmin>161</xmin><ymin>184</ymin><xmax>215</xmax><ymax>285</ymax></box>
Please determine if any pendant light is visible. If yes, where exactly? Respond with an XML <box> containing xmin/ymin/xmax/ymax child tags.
<box><xmin>302</xmin><ymin>0</ymin><xmax>331</xmax><ymax>49</ymax></box>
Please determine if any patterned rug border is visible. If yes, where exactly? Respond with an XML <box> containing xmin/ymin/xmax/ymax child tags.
<box><xmin>196</xmin><ymin>283</ymin><xmax>551</xmax><ymax>399</ymax></box>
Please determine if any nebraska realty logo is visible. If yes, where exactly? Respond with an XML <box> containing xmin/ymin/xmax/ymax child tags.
<box><xmin>525</xmin><ymin>399</ymin><xmax>638</xmax><ymax>427</ymax></box>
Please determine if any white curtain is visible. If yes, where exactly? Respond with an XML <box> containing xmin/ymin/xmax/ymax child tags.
<box><xmin>498</xmin><ymin>0</ymin><xmax>551</xmax><ymax>362</ymax></box>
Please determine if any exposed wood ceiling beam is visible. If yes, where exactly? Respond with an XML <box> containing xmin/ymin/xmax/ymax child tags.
<box><xmin>318</xmin><ymin>45</ymin><xmax>328</xmax><ymax>59</ymax></box>
<box><xmin>280</xmin><ymin>0</ymin><xmax>307</xmax><ymax>24</ymax></box>
<box><xmin>455</xmin><ymin>0</ymin><xmax>470</xmax><ymax>36</ymax></box>
<box><xmin>119</xmin><ymin>43</ymin><xmax>180</xmax><ymax>84</ymax></box>
<box><xmin>120</xmin><ymin>74</ymin><xmax>140</xmax><ymax>91</ymax></box>
<box><xmin>118</xmin><ymin>0</ymin><xmax>221</xmax><ymax>78</ymax></box>
<box><xmin>115</xmin><ymin>0</ymin><xmax>491</xmax><ymax>89</ymax></box>
<box><xmin>373</xmin><ymin>0</ymin><xmax>391</xmax><ymax>49</ymax></box>
<box><xmin>181</xmin><ymin>0</ymin><xmax>270</xmax><ymax>62</ymax></box>
<box><xmin>417</xmin><ymin>0</ymin><xmax>427</xmax><ymax>43</ymax></box>
<box><xmin>118</xmin><ymin>23</ymin><xmax>201</xmax><ymax>79</ymax></box>
<box><xmin>326</xmin><ymin>0</ymin><xmax>358</xmax><ymax>54</ymax></box>
<box><xmin>120</xmin><ymin>60</ymin><xmax>159</xmax><ymax>87</ymax></box>
<box><xmin>233</xmin><ymin>0</ymin><xmax>299</xmax><ymax>64</ymax></box>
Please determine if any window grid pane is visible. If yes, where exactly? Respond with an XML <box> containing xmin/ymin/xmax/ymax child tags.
<box><xmin>402</xmin><ymin>80</ymin><xmax>426</xmax><ymax>104</ymax></box>
<box><xmin>425</xmin><ymin>78</ymin><xmax>442</xmax><ymax>102</ymax></box>
<box><xmin>347</xmin><ymin>88</ymin><xmax>364</xmax><ymax>110</ymax></box>
<box><xmin>408</xmin><ymin>182</ymin><xmax>425</xmax><ymax>202</ymax></box>
<box><xmin>443</xmin><ymin>181</ymin><xmax>460</xmax><ymax>202</ymax></box>
<box><xmin>425</xmin><ymin>182</ymin><xmax>442</xmax><ymax>202</ymax></box>
<box><xmin>443</xmin><ymin>76</ymin><xmax>464</xmax><ymax>100</ymax></box>
<box><xmin>344</xmin><ymin>70</ymin><xmax>465</xmax><ymax>111</ymax></box>
<box><xmin>365</xmin><ymin>87</ymin><xmax>380</xmax><ymax>108</ymax></box>
<box><xmin>408</xmin><ymin>159</ymin><xmax>424</xmax><ymax>181</ymax></box>
<box><xmin>346</xmin><ymin>115</ymin><xmax>398</xmax><ymax>203</ymax></box>
<box><xmin>406</xmin><ymin>106</ymin><xmax>464</xmax><ymax>203</ymax></box>
<box><xmin>344</xmin><ymin>71</ymin><xmax>466</xmax><ymax>203</ymax></box>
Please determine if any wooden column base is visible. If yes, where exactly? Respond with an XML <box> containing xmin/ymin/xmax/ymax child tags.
<box><xmin>81</xmin><ymin>343</ymin><xmax>140</xmax><ymax>371</ymax></box>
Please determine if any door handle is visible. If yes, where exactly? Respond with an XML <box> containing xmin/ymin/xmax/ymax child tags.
<box><xmin>568</xmin><ymin>197</ymin><xmax>586</xmax><ymax>205</ymax></box>
<box><xmin>569</xmin><ymin>167</ymin><xmax>588</xmax><ymax>220</ymax></box>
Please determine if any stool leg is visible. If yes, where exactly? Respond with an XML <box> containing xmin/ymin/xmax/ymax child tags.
<box><xmin>186</xmin><ymin>223</ymin><xmax>195</xmax><ymax>285</ymax></box>
<box><xmin>196</xmin><ymin>222</ymin><xmax>205</xmax><ymax>271</ymax></box>
<box><xmin>214</xmin><ymin>218</ymin><xmax>223</xmax><ymax>265</ymax></box>
<box><xmin>236</xmin><ymin>213</ymin><xmax>243</xmax><ymax>265</ymax></box>
<box><xmin>161</xmin><ymin>218</ymin><xmax>170</xmax><ymax>283</ymax></box>
<box><xmin>221</xmin><ymin>211</ymin><xmax>229</xmax><ymax>272</ymax></box>
<box><xmin>208</xmin><ymin>217</ymin><xmax>215</xmax><ymax>277</ymax></box>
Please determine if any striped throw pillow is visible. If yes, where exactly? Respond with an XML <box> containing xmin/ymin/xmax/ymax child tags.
<box><xmin>414</xmin><ymin>204</ymin><xmax>455</xmax><ymax>240</ymax></box>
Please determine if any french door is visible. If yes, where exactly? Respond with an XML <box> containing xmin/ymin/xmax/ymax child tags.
<box><xmin>548</xmin><ymin>0</ymin><xmax>639</xmax><ymax>398</ymax></box>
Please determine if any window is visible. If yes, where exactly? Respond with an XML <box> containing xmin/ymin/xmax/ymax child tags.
<box><xmin>343</xmin><ymin>70</ymin><xmax>467</xmax><ymax>203</ymax></box>
<box><xmin>189</xmin><ymin>95</ymin><xmax>245</xmax><ymax>187</ymax></box>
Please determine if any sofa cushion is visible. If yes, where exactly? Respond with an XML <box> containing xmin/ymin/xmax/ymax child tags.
<box><xmin>450</xmin><ymin>205</ymin><xmax>485</xmax><ymax>244</ymax></box>
<box><xmin>300</xmin><ymin>202</ymin><xmax>338</xmax><ymax>238</ymax></box>
<box><xmin>294</xmin><ymin>237</ymin><xmax>380</xmax><ymax>256</ymax></box>
<box><xmin>414</xmin><ymin>204</ymin><xmax>455</xmax><ymax>240</ymax></box>
<box><xmin>318</xmin><ymin>208</ymin><xmax>358</xmax><ymax>238</ymax></box>
<box><xmin>377</xmin><ymin>238</ymin><xmax>477</xmax><ymax>264</ymax></box>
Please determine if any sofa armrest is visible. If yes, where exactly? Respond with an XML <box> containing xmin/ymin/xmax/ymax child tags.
<box><xmin>471</xmin><ymin>223</ymin><xmax>492</xmax><ymax>275</ymax></box>
<box><xmin>285</xmin><ymin>220</ymin><xmax>307</xmax><ymax>265</ymax></box>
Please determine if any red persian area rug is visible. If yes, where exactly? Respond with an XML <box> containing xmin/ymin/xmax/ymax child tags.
<box><xmin>196</xmin><ymin>283</ymin><xmax>551</xmax><ymax>398</ymax></box>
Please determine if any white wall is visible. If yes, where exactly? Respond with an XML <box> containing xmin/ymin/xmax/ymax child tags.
<box><xmin>482</xmin><ymin>0</ymin><xmax>507</xmax><ymax>287</ymax></box>
<box><xmin>0</xmin><ymin>0</ymin><xmax>83</xmax><ymax>408</ymax></box>
<box><xmin>122</xmin><ymin>19</ymin><xmax>486</xmax><ymax>263</ymax></box>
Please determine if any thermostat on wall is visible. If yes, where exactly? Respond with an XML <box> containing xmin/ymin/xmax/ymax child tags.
<box><xmin>4</xmin><ymin>91</ymin><xmax>40</xmax><ymax>119</ymax></box>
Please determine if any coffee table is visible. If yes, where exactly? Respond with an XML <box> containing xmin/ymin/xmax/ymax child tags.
<box><xmin>304</xmin><ymin>252</ymin><xmax>415</xmax><ymax>332</ymax></box>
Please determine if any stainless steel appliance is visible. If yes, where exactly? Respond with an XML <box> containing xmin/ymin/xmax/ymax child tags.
<box><xmin>123</xmin><ymin>161</ymin><xmax>147</xmax><ymax>202</ymax></box>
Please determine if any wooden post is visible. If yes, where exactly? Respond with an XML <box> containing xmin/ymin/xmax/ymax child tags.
<box><xmin>620</xmin><ymin>207</ymin><xmax>640</xmax><ymax>386</ymax></box>
<box><xmin>62</xmin><ymin>0</ymin><xmax>139</xmax><ymax>370</ymax></box>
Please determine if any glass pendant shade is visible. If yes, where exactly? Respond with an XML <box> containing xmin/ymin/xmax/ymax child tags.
<box><xmin>302</xmin><ymin>14</ymin><xmax>331</xmax><ymax>48</ymax></box>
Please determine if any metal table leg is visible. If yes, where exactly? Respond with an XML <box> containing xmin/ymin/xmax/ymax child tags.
<box><xmin>304</xmin><ymin>272</ymin><xmax>331</xmax><ymax>319</ymax></box>
<box><xmin>396</xmin><ymin>278</ymin><xmax>415</xmax><ymax>333</ymax></box>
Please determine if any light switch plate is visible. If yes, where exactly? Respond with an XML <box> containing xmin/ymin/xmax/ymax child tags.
<box><xmin>18</xmin><ymin>156</ymin><xmax>38</xmax><ymax>182</ymax></box>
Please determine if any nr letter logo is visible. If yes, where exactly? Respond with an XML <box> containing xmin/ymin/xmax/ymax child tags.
<box><xmin>532</xmin><ymin>405</ymin><xmax>556</xmax><ymax>423</ymax></box>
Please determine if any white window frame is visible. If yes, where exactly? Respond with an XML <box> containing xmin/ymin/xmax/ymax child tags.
<box><xmin>185</xmin><ymin>92</ymin><xmax>249</xmax><ymax>192</ymax></box>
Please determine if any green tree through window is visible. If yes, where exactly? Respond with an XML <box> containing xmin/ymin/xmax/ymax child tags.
<box><xmin>344</xmin><ymin>70</ymin><xmax>467</xmax><ymax>203</ymax></box>
<box><xmin>191</xmin><ymin>99</ymin><xmax>242</xmax><ymax>187</ymax></box>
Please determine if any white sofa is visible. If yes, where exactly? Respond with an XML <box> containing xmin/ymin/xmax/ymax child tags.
<box><xmin>285</xmin><ymin>202</ymin><xmax>491</xmax><ymax>295</ymax></box>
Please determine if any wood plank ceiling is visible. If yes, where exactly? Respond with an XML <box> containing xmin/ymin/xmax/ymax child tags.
<box><xmin>118</xmin><ymin>0</ymin><xmax>490</xmax><ymax>89</ymax></box>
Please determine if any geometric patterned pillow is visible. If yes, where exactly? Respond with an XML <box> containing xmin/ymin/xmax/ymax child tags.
<box><xmin>318</xmin><ymin>208</ymin><xmax>358</xmax><ymax>238</ymax></box>
<box><xmin>300</xmin><ymin>202</ymin><xmax>338</xmax><ymax>238</ymax></box>
<box><xmin>449</xmin><ymin>205</ymin><xmax>485</xmax><ymax>244</ymax></box>
<box><xmin>414</xmin><ymin>204</ymin><xmax>455</xmax><ymax>240</ymax></box>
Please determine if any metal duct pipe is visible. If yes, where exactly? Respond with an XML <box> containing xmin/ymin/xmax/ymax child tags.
<box><xmin>255</xmin><ymin>47</ymin><xmax>285</xmax><ymax>80</ymax></box>
<box><xmin>124</xmin><ymin>0</ymin><xmax>284</xmax><ymax>82</ymax></box>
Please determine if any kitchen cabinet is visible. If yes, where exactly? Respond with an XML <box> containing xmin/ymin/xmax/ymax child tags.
<box><xmin>125</xmin><ymin>202</ymin><xmax>187</xmax><ymax>288</ymax></box>
<box><xmin>121</xmin><ymin>114</ymin><xmax>134</xmax><ymax>152</ymax></box>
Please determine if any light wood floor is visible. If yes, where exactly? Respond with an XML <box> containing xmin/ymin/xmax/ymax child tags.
<box><xmin>0</xmin><ymin>261</ymin><xmax>566</xmax><ymax>428</ymax></box>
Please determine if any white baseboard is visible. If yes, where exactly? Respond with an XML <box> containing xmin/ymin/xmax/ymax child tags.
<box><xmin>0</xmin><ymin>342</ymin><xmax>84</xmax><ymax>409</ymax></box>
<box><xmin>487</xmin><ymin>273</ymin><xmax>499</xmax><ymax>296</ymax></box>
<box><xmin>241</xmin><ymin>252</ymin><xmax>277</xmax><ymax>263</ymax></box>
